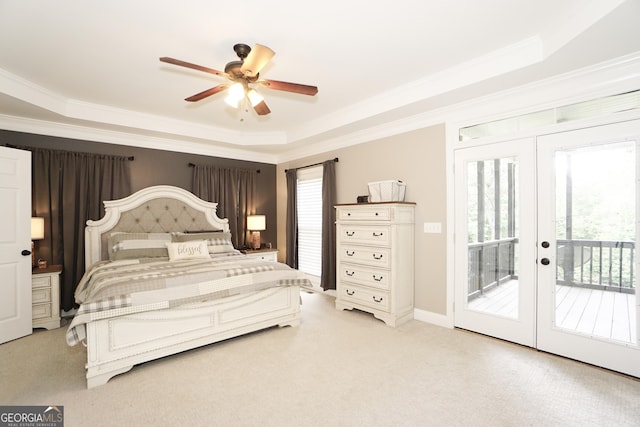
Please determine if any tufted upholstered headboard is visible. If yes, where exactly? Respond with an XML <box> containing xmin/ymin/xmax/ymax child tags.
<box><xmin>84</xmin><ymin>185</ymin><xmax>229</xmax><ymax>266</ymax></box>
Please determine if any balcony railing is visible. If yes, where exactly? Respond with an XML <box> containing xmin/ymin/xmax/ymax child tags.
<box><xmin>556</xmin><ymin>239</ymin><xmax>635</xmax><ymax>294</ymax></box>
<box><xmin>468</xmin><ymin>238</ymin><xmax>636</xmax><ymax>299</ymax></box>
<box><xmin>468</xmin><ymin>237</ymin><xmax>517</xmax><ymax>299</ymax></box>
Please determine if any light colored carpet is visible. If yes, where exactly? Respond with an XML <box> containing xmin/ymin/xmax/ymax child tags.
<box><xmin>1</xmin><ymin>291</ymin><xmax>639</xmax><ymax>426</ymax></box>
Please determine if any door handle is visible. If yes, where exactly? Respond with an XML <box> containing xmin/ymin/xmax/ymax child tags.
<box><xmin>540</xmin><ymin>258</ymin><xmax>550</xmax><ymax>265</ymax></box>
<box><xmin>21</xmin><ymin>250</ymin><xmax>31</xmax><ymax>256</ymax></box>
<box><xmin>541</xmin><ymin>241</ymin><xmax>550</xmax><ymax>248</ymax></box>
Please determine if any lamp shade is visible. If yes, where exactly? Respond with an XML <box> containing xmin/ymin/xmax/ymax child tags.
<box><xmin>247</xmin><ymin>215</ymin><xmax>266</xmax><ymax>231</ymax></box>
<box><xmin>31</xmin><ymin>217</ymin><xmax>44</xmax><ymax>240</ymax></box>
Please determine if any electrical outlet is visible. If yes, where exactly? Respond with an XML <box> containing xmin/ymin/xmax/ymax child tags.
<box><xmin>423</xmin><ymin>222</ymin><xmax>442</xmax><ymax>234</ymax></box>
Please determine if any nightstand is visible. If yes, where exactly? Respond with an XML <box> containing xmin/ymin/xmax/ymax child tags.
<box><xmin>31</xmin><ymin>265</ymin><xmax>62</xmax><ymax>330</ymax></box>
<box><xmin>242</xmin><ymin>248</ymin><xmax>278</xmax><ymax>262</ymax></box>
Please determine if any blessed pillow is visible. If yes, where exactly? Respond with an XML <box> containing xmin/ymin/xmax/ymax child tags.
<box><xmin>166</xmin><ymin>240</ymin><xmax>210</xmax><ymax>261</ymax></box>
<box><xmin>108</xmin><ymin>232</ymin><xmax>171</xmax><ymax>261</ymax></box>
<box><xmin>172</xmin><ymin>232</ymin><xmax>238</xmax><ymax>254</ymax></box>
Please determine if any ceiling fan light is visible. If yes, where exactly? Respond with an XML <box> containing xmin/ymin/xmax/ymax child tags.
<box><xmin>224</xmin><ymin>83</ymin><xmax>245</xmax><ymax>108</ymax></box>
<box><xmin>224</xmin><ymin>95</ymin><xmax>240</xmax><ymax>108</ymax></box>
<box><xmin>247</xmin><ymin>89</ymin><xmax>264</xmax><ymax>107</ymax></box>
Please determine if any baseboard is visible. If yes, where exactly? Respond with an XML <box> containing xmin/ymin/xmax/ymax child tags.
<box><xmin>413</xmin><ymin>307</ymin><xmax>453</xmax><ymax>329</ymax></box>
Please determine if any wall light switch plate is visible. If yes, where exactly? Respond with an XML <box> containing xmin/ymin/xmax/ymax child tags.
<box><xmin>424</xmin><ymin>222</ymin><xmax>442</xmax><ymax>234</ymax></box>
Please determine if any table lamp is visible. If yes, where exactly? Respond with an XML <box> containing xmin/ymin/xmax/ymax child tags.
<box><xmin>247</xmin><ymin>215</ymin><xmax>266</xmax><ymax>250</ymax></box>
<box><xmin>31</xmin><ymin>217</ymin><xmax>44</xmax><ymax>267</ymax></box>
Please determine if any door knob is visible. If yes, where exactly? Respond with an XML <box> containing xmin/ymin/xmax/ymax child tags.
<box><xmin>21</xmin><ymin>250</ymin><xmax>31</xmax><ymax>256</ymax></box>
<box><xmin>541</xmin><ymin>241</ymin><xmax>550</xmax><ymax>248</ymax></box>
<box><xmin>540</xmin><ymin>258</ymin><xmax>550</xmax><ymax>265</ymax></box>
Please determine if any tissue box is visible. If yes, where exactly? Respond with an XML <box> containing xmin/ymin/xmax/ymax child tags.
<box><xmin>368</xmin><ymin>180</ymin><xmax>406</xmax><ymax>202</ymax></box>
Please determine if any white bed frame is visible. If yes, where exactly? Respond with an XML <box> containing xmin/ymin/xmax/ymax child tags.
<box><xmin>80</xmin><ymin>185</ymin><xmax>301</xmax><ymax>388</ymax></box>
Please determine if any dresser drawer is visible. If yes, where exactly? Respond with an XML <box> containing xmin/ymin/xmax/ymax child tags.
<box><xmin>339</xmin><ymin>225</ymin><xmax>390</xmax><ymax>246</ymax></box>
<box><xmin>32</xmin><ymin>287</ymin><xmax>51</xmax><ymax>304</ymax></box>
<box><xmin>339</xmin><ymin>284</ymin><xmax>390</xmax><ymax>311</ymax></box>
<box><xmin>32</xmin><ymin>275</ymin><xmax>52</xmax><ymax>289</ymax></box>
<box><xmin>32</xmin><ymin>303</ymin><xmax>52</xmax><ymax>320</ymax></box>
<box><xmin>339</xmin><ymin>246</ymin><xmax>390</xmax><ymax>268</ymax></box>
<box><xmin>338</xmin><ymin>207</ymin><xmax>390</xmax><ymax>221</ymax></box>
<box><xmin>340</xmin><ymin>264</ymin><xmax>389</xmax><ymax>290</ymax></box>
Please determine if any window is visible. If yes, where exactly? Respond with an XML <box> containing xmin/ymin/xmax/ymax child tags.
<box><xmin>297</xmin><ymin>166</ymin><xmax>322</xmax><ymax>277</ymax></box>
<box><xmin>459</xmin><ymin>89</ymin><xmax>640</xmax><ymax>141</ymax></box>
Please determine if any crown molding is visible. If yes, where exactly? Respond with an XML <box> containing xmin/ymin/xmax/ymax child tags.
<box><xmin>278</xmin><ymin>51</ymin><xmax>640</xmax><ymax>162</ymax></box>
<box><xmin>0</xmin><ymin>68</ymin><xmax>287</xmax><ymax>147</ymax></box>
<box><xmin>286</xmin><ymin>36</ymin><xmax>544</xmax><ymax>144</ymax></box>
<box><xmin>0</xmin><ymin>114</ymin><xmax>279</xmax><ymax>164</ymax></box>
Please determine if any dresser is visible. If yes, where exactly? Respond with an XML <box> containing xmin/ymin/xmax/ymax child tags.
<box><xmin>335</xmin><ymin>202</ymin><xmax>415</xmax><ymax>326</ymax></box>
<box><xmin>31</xmin><ymin>265</ymin><xmax>62</xmax><ymax>330</ymax></box>
<box><xmin>242</xmin><ymin>248</ymin><xmax>278</xmax><ymax>262</ymax></box>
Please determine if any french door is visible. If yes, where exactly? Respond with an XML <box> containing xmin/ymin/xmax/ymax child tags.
<box><xmin>454</xmin><ymin>139</ymin><xmax>537</xmax><ymax>347</ymax></box>
<box><xmin>536</xmin><ymin>121</ymin><xmax>639</xmax><ymax>376</ymax></box>
<box><xmin>454</xmin><ymin>120</ymin><xmax>640</xmax><ymax>377</ymax></box>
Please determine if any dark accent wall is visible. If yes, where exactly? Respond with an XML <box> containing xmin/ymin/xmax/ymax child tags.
<box><xmin>1</xmin><ymin>130</ymin><xmax>278</xmax><ymax>248</ymax></box>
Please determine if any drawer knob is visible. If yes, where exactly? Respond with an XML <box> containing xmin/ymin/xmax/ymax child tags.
<box><xmin>375</xmin><ymin>212</ymin><xmax>379</xmax><ymax>216</ymax></box>
<box><xmin>346</xmin><ymin>231</ymin><xmax>355</xmax><ymax>237</ymax></box>
<box><xmin>372</xmin><ymin>296</ymin><xmax>383</xmax><ymax>303</ymax></box>
<box><xmin>372</xmin><ymin>253</ymin><xmax>383</xmax><ymax>260</ymax></box>
<box><xmin>346</xmin><ymin>250</ymin><xmax>355</xmax><ymax>256</ymax></box>
<box><xmin>346</xmin><ymin>289</ymin><xmax>355</xmax><ymax>296</ymax></box>
<box><xmin>346</xmin><ymin>270</ymin><xmax>354</xmax><ymax>276</ymax></box>
<box><xmin>372</xmin><ymin>232</ymin><xmax>383</xmax><ymax>237</ymax></box>
<box><xmin>373</xmin><ymin>274</ymin><xmax>383</xmax><ymax>281</ymax></box>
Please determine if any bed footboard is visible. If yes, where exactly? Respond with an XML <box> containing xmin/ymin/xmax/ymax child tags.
<box><xmin>85</xmin><ymin>286</ymin><xmax>301</xmax><ymax>388</ymax></box>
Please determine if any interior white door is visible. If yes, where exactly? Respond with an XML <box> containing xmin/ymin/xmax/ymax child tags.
<box><xmin>537</xmin><ymin>120</ymin><xmax>640</xmax><ymax>378</ymax></box>
<box><xmin>454</xmin><ymin>139</ymin><xmax>537</xmax><ymax>347</ymax></box>
<box><xmin>0</xmin><ymin>146</ymin><xmax>32</xmax><ymax>344</ymax></box>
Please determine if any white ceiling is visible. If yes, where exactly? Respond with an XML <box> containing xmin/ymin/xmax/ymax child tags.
<box><xmin>1</xmin><ymin>0</ymin><xmax>640</xmax><ymax>163</ymax></box>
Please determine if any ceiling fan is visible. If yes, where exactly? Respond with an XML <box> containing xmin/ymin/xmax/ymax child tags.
<box><xmin>160</xmin><ymin>43</ymin><xmax>318</xmax><ymax>116</ymax></box>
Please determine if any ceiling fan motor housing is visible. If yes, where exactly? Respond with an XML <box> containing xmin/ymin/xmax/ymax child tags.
<box><xmin>225</xmin><ymin>44</ymin><xmax>257</xmax><ymax>80</ymax></box>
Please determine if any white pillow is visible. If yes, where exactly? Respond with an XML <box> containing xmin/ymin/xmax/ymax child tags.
<box><xmin>166</xmin><ymin>240</ymin><xmax>210</xmax><ymax>261</ymax></box>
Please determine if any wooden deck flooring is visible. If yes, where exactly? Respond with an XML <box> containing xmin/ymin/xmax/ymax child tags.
<box><xmin>468</xmin><ymin>281</ymin><xmax>637</xmax><ymax>344</ymax></box>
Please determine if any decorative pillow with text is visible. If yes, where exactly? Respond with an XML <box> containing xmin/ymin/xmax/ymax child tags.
<box><xmin>166</xmin><ymin>240</ymin><xmax>210</xmax><ymax>261</ymax></box>
<box><xmin>172</xmin><ymin>231</ymin><xmax>238</xmax><ymax>254</ymax></box>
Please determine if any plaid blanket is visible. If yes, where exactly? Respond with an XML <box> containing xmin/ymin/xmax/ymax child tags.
<box><xmin>66</xmin><ymin>254</ymin><xmax>311</xmax><ymax>346</ymax></box>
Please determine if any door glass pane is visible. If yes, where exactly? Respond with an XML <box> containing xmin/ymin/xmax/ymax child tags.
<box><xmin>467</xmin><ymin>157</ymin><xmax>520</xmax><ymax>318</ymax></box>
<box><xmin>554</xmin><ymin>141</ymin><xmax>637</xmax><ymax>344</ymax></box>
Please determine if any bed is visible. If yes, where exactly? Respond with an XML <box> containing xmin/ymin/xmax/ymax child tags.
<box><xmin>66</xmin><ymin>185</ymin><xmax>310</xmax><ymax>388</ymax></box>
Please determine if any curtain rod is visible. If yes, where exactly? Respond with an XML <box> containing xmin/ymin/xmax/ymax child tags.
<box><xmin>284</xmin><ymin>157</ymin><xmax>338</xmax><ymax>173</ymax></box>
<box><xmin>188</xmin><ymin>162</ymin><xmax>260</xmax><ymax>173</ymax></box>
<box><xmin>4</xmin><ymin>144</ymin><xmax>134</xmax><ymax>160</ymax></box>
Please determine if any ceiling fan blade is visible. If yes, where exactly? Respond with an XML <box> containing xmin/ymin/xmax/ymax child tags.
<box><xmin>260</xmin><ymin>79</ymin><xmax>318</xmax><ymax>96</ymax></box>
<box><xmin>184</xmin><ymin>84</ymin><xmax>229</xmax><ymax>102</ymax></box>
<box><xmin>160</xmin><ymin>57</ymin><xmax>228</xmax><ymax>78</ymax></box>
<box><xmin>253</xmin><ymin>100</ymin><xmax>271</xmax><ymax>116</ymax></box>
<box><xmin>240</xmin><ymin>44</ymin><xmax>275</xmax><ymax>77</ymax></box>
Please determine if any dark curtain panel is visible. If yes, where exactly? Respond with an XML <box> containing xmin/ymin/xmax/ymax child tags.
<box><xmin>285</xmin><ymin>169</ymin><xmax>298</xmax><ymax>268</ymax></box>
<box><xmin>320</xmin><ymin>160</ymin><xmax>337</xmax><ymax>290</ymax></box>
<box><xmin>191</xmin><ymin>165</ymin><xmax>256</xmax><ymax>248</ymax></box>
<box><xmin>27</xmin><ymin>147</ymin><xmax>131</xmax><ymax>311</ymax></box>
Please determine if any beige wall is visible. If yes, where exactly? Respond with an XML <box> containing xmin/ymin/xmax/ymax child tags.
<box><xmin>277</xmin><ymin>124</ymin><xmax>447</xmax><ymax>315</ymax></box>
